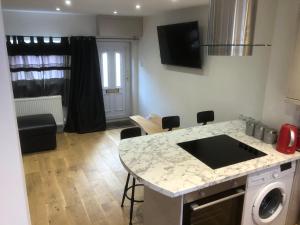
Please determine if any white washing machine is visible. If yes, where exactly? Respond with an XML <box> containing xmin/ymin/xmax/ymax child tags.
<box><xmin>241</xmin><ymin>161</ymin><xmax>296</xmax><ymax>225</ymax></box>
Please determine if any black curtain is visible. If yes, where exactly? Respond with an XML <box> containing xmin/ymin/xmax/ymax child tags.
<box><xmin>64</xmin><ymin>36</ymin><xmax>106</xmax><ymax>133</ymax></box>
<box><xmin>6</xmin><ymin>36</ymin><xmax>71</xmax><ymax>106</ymax></box>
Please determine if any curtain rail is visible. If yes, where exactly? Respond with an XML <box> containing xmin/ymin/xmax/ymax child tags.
<box><xmin>6</xmin><ymin>35</ymin><xmax>138</xmax><ymax>41</ymax></box>
<box><xmin>6</xmin><ymin>35</ymin><xmax>69</xmax><ymax>38</ymax></box>
<box><xmin>96</xmin><ymin>37</ymin><xmax>138</xmax><ymax>41</ymax></box>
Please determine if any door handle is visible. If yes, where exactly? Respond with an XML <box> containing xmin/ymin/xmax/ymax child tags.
<box><xmin>190</xmin><ymin>189</ymin><xmax>245</xmax><ymax>212</ymax></box>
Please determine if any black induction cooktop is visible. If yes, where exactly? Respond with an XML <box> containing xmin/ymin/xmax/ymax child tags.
<box><xmin>177</xmin><ymin>135</ymin><xmax>267</xmax><ymax>169</ymax></box>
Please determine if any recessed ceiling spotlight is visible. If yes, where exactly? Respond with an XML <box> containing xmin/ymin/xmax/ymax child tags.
<box><xmin>65</xmin><ymin>0</ymin><xmax>71</xmax><ymax>6</ymax></box>
<box><xmin>135</xmin><ymin>4</ymin><xmax>141</xmax><ymax>9</ymax></box>
<box><xmin>56</xmin><ymin>7</ymin><xmax>61</xmax><ymax>11</ymax></box>
<box><xmin>113</xmin><ymin>10</ymin><xmax>118</xmax><ymax>15</ymax></box>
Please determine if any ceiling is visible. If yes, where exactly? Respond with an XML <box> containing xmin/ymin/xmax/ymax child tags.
<box><xmin>1</xmin><ymin>0</ymin><xmax>209</xmax><ymax>16</ymax></box>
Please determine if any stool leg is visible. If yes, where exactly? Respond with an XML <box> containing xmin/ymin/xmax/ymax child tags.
<box><xmin>121</xmin><ymin>173</ymin><xmax>130</xmax><ymax>207</ymax></box>
<box><xmin>129</xmin><ymin>178</ymin><xmax>136</xmax><ymax>225</ymax></box>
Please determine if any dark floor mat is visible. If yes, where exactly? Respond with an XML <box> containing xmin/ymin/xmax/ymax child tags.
<box><xmin>107</xmin><ymin>119</ymin><xmax>136</xmax><ymax>130</ymax></box>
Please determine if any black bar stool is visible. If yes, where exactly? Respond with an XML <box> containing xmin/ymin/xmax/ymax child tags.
<box><xmin>162</xmin><ymin>116</ymin><xmax>180</xmax><ymax>131</ymax></box>
<box><xmin>120</xmin><ymin>127</ymin><xmax>144</xmax><ymax>225</ymax></box>
<box><xmin>197</xmin><ymin>111</ymin><xmax>214</xmax><ymax>125</ymax></box>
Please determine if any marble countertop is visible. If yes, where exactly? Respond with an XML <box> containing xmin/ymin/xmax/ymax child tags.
<box><xmin>119</xmin><ymin>120</ymin><xmax>300</xmax><ymax>198</ymax></box>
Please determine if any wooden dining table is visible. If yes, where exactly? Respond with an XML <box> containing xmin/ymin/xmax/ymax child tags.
<box><xmin>129</xmin><ymin>114</ymin><xmax>166</xmax><ymax>135</ymax></box>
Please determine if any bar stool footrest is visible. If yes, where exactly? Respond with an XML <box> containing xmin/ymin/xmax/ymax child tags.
<box><xmin>125</xmin><ymin>184</ymin><xmax>144</xmax><ymax>203</ymax></box>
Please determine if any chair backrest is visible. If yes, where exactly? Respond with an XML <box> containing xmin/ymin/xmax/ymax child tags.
<box><xmin>197</xmin><ymin>111</ymin><xmax>214</xmax><ymax>125</ymax></box>
<box><xmin>120</xmin><ymin>127</ymin><xmax>142</xmax><ymax>140</ymax></box>
<box><xmin>162</xmin><ymin>116</ymin><xmax>180</xmax><ymax>131</ymax></box>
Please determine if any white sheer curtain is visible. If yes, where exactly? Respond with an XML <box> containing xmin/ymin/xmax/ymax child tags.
<box><xmin>9</xmin><ymin>55</ymin><xmax>71</xmax><ymax>81</ymax></box>
<box><xmin>6</xmin><ymin>36</ymin><xmax>71</xmax><ymax>106</ymax></box>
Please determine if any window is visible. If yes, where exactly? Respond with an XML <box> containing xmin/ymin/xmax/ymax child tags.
<box><xmin>44</xmin><ymin>37</ymin><xmax>50</xmax><ymax>43</ymax></box>
<box><xmin>115</xmin><ymin>52</ymin><xmax>121</xmax><ymax>87</ymax></box>
<box><xmin>6</xmin><ymin>35</ymin><xmax>71</xmax><ymax>106</ymax></box>
<box><xmin>53</xmin><ymin>38</ymin><xmax>62</xmax><ymax>43</ymax></box>
<box><xmin>24</xmin><ymin>37</ymin><xmax>31</xmax><ymax>44</ymax></box>
<box><xmin>102</xmin><ymin>52</ymin><xmax>109</xmax><ymax>88</ymax></box>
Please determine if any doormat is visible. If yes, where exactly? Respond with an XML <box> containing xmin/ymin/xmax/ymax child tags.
<box><xmin>107</xmin><ymin>119</ymin><xmax>136</xmax><ymax>130</ymax></box>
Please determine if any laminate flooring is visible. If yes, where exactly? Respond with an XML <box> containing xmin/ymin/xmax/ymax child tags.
<box><xmin>22</xmin><ymin>129</ymin><xmax>143</xmax><ymax>225</ymax></box>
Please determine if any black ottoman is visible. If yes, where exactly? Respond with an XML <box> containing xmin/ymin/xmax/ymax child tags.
<box><xmin>17</xmin><ymin>114</ymin><xmax>57</xmax><ymax>154</ymax></box>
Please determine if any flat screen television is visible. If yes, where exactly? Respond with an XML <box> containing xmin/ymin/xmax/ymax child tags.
<box><xmin>157</xmin><ymin>21</ymin><xmax>201</xmax><ymax>68</ymax></box>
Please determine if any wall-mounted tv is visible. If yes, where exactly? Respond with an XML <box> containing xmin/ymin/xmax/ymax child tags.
<box><xmin>157</xmin><ymin>21</ymin><xmax>201</xmax><ymax>69</ymax></box>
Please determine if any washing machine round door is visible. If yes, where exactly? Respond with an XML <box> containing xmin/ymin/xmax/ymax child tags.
<box><xmin>252</xmin><ymin>182</ymin><xmax>287</xmax><ymax>225</ymax></box>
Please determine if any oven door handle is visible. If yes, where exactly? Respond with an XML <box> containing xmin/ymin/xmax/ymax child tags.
<box><xmin>190</xmin><ymin>189</ymin><xmax>245</xmax><ymax>212</ymax></box>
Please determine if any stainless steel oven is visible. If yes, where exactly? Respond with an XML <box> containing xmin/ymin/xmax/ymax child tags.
<box><xmin>183</xmin><ymin>177</ymin><xmax>246</xmax><ymax>225</ymax></box>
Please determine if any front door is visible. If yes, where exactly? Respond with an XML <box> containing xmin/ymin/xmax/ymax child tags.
<box><xmin>97</xmin><ymin>41</ymin><xmax>131</xmax><ymax>121</ymax></box>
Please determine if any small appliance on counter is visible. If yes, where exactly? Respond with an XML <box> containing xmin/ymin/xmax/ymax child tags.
<box><xmin>297</xmin><ymin>131</ymin><xmax>300</xmax><ymax>151</ymax></box>
<box><xmin>245</xmin><ymin>120</ymin><xmax>255</xmax><ymax>136</ymax></box>
<box><xmin>245</xmin><ymin>119</ymin><xmax>278</xmax><ymax>144</ymax></box>
<box><xmin>253</xmin><ymin>123</ymin><xmax>265</xmax><ymax>140</ymax></box>
<box><xmin>277</xmin><ymin>124</ymin><xmax>298</xmax><ymax>154</ymax></box>
<box><xmin>263</xmin><ymin>128</ymin><xmax>278</xmax><ymax>144</ymax></box>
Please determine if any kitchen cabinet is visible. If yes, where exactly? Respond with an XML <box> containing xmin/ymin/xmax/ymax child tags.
<box><xmin>286</xmin><ymin>160</ymin><xmax>300</xmax><ymax>225</ymax></box>
<box><xmin>287</xmin><ymin>23</ymin><xmax>300</xmax><ymax>104</ymax></box>
<box><xmin>119</xmin><ymin>120</ymin><xmax>300</xmax><ymax>225</ymax></box>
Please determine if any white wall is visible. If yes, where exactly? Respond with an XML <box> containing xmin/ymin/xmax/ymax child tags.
<box><xmin>131</xmin><ymin>40</ymin><xmax>140</xmax><ymax>114</ymax></box>
<box><xmin>0</xmin><ymin>4</ymin><xmax>31</xmax><ymax>225</ymax></box>
<box><xmin>97</xmin><ymin>15</ymin><xmax>143</xmax><ymax>39</ymax></box>
<box><xmin>138</xmin><ymin>0</ymin><xmax>277</xmax><ymax>128</ymax></box>
<box><xmin>2</xmin><ymin>10</ymin><xmax>97</xmax><ymax>36</ymax></box>
<box><xmin>262</xmin><ymin>0</ymin><xmax>300</xmax><ymax>129</ymax></box>
<box><xmin>2</xmin><ymin>10</ymin><xmax>141</xmax><ymax>115</ymax></box>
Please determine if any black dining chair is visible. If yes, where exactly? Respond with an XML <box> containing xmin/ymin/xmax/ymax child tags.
<box><xmin>162</xmin><ymin>116</ymin><xmax>180</xmax><ymax>131</ymax></box>
<box><xmin>120</xmin><ymin>127</ymin><xmax>144</xmax><ymax>225</ymax></box>
<box><xmin>197</xmin><ymin>111</ymin><xmax>214</xmax><ymax>125</ymax></box>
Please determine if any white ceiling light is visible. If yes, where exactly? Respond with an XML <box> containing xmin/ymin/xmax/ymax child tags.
<box><xmin>2</xmin><ymin>0</ymin><xmax>208</xmax><ymax>16</ymax></box>
<box><xmin>56</xmin><ymin>7</ymin><xmax>61</xmax><ymax>11</ymax></box>
<box><xmin>65</xmin><ymin>0</ymin><xmax>71</xmax><ymax>6</ymax></box>
<box><xmin>135</xmin><ymin>4</ymin><xmax>141</xmax><ymax>9</ymax></box>
<box><xmin>113</xmin><ymin>10</ymin><xmax>118</xmax><ymax>15</ymax></box>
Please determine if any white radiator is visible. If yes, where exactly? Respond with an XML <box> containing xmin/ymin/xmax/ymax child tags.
<box><xmin>14</xmin><ymin>96</ymin><xmax>64</xmax><ymax>127</ymax></box>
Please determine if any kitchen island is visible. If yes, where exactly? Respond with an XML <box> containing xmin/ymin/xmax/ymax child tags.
<box><xmin>119</xmin><ymin>120</ymin><xmax>300</xmax><ymax>225</ymax></box>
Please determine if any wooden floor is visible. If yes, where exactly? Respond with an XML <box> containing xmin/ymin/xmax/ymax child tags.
<box><xmin>23</xmin><ymin>129</ymin><xmax>143</xmax><ymax>225</ymax></box>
